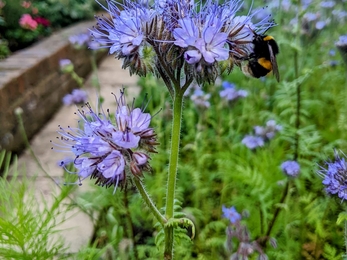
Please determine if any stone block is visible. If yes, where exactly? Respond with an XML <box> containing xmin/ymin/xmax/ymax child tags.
<box><xmin>0</xmin><ymin>20</ymin><xmax>107</xmax><ymax>152</ymax></box>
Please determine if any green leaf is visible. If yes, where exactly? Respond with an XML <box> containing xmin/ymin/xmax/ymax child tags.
<box><xmin>336</xmin><ymin>212</ymin><xmax>347</xmax><ymax>225</ymax></box>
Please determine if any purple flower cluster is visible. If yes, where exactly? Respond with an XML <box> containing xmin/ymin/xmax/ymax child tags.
<box><xmin>69</xmin><ymin>32</ymin><xmax>100</xmax><ymax>50</ymax></box>
<box><xmin>220</xmin><ymin>81</ymin><xmax>248</xmax><ymax>102</ymax></box>
<box><xmin>62</xmin><ymin>89</ymin><xmax>88</xmax><ymax>106</ymax></box>
<box><xmin>241</xmin><ymin>135</ymin><xmax>264</xmax><ymax>150</ymax></box>
<box><xmin>223</xmin><ymin>205</ymin><xmax>271</xmax><ymax>259</ymax></box>
<box><xmin>336</xmin><ymin>35</ymin><xmax>347</xmax><ymax>46</ymax></box>
<box><xmin>318</xmin><ymin>151</ymin><xmax>347</xmax><ymax>201</ymax></box>
<box><xmin>90</xmin><ymin>0</ymin><xmax>275</xmax><ymax>82</ymax></box>
<box><xmin>222</xmin><ymin>205</ymin><xmax>241</xmax><ymax>224</ymax></box>
<box><xmin>281</xmin><ymin>160</ymin><xmax>300</xmax><ymax>177</ymax></box>
<box><xmin>53</xmin><ymin>90</ymin><xmax>158</xmax><ymax>191</ymax></box>
<box><xmin>242</xmin><ymin>120</ymin><xmax>281</xmax><ymax>150</ymax></box>
<box><xmin>190</xmin><ymin>89</ymin><xmax>211</xmax><ymax>109</ymax></box>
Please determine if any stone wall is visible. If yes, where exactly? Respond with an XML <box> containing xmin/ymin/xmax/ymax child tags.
<box><xmin>0</xmin><ymin>20</ymin><xmax>107</xmax><ymax>153</ymax></box>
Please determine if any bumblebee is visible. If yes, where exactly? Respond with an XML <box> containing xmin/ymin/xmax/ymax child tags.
<box><xmin>241</xmin><ymin>34</ymin><xmax>280</xmax><ymax>82</ymax></box>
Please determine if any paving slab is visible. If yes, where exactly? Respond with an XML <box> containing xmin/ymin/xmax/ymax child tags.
<box><xmin>15</xmin><ymin>55</ymin><xmax>140</xmax><ymax>253</ymax></box>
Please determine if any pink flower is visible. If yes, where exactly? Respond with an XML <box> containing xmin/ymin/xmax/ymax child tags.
<box><xmin>21</xmin><ymin>1</ymin><xmax>31</xmax><ymax>9</ymax></box>
<box><xmin>19</xmin><ymin>14</ymin><xmax>38</xmax><ymax>30</ymax></box>
<box><xmin>34</xmin><ymin>17</ymin><xmax>50</xmax><ymax>27</ymax></box>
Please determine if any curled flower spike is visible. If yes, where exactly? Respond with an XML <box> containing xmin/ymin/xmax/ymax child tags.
<box><xmin>318</xmin><ymin>150</ymin><xmax>347</xmax><ymax>201</ymax></box>
<box><xmin>90</xmin><ymin>0</ymin><xmax>276</xmax><ymax>84</ymax></box>
<box><xmin>52</xmin><ymin>90</ymin><xmax>158</xmax><ymax>192</ymax></box>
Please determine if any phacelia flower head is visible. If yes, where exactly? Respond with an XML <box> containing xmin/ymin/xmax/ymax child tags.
<box><xmin>242</xmin><ymin>135</ymin><xmax>264</xmax><ymax>150</ymax></box>
<box><xmin>90</xmin><ymin>0</ymin><xmax>276</xmax><ymax>84</ymax></box>
<box><xmin>90</xmin><ymin>0</ymin><xmax>155</xmax><ymax>76</ymax></box>
<box><xmin>242</xmin><ymin>120</ymin><xmax>281</xmax><ymax>150</ymax></box>
<box><xmin>69</xmin><ymin>33</ymin><xmax>90</xmax><ymax>47</ymax></box>
<box><xmin>220</xmin><ymin>81</ymin><xmax>248</xmax><ymax>102</ymax></box>
<box><xmin>190</xmin><ymin>88</ymin><xmax>211</xmax><ymax>109</ymax></box>
<box><xmin>281</xmin><ymin>160</ymin><xmax>300</xmax><ymax>177</ymax></box>
<box><xmin>69</xmin><ymin>31</ymin><xmax>102</xmax><ymax>50</ymax></box>
<box><xmin>62</xmin><ymin>89</ymin><xmax>88</xmax><ymax>106</ymax></box>
<box><xmin>318</xmin><ymin>151</ymin><xmax>347</xmax><ymax>201</ymax></box>
<box><xmin>52</xmin><ymin>90</ymin><xmax>158</xmax><ymax>192</ymax></box>
<box><xmin>254</xmin><ymin>120</ymin><xmax>282</xmax><ymax>141</ymax></box>
<box><xmin>222</xmin><ymin>205</ymin><xmax>241</xmax><ymax>224</ymax></box>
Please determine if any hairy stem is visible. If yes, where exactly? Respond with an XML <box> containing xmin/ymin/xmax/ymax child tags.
<box><xmin>133</xmin><ymin>177</ymin><xmax>166</xmax><ymax>225</ymax></box>
<box><xmin>123</xmin><ymin>189</ymin><xmax>138</xmax><ymax>260</ymax></box>
<box><xmin>164</xmin><ymin>89</ymin><xmax>184</xmax><ymax>259</ymax></box>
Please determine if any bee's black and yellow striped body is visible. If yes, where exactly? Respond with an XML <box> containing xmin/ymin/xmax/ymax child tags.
<box><xmin>242</xmin><ymin>34</ymin><xmax>280</xmax><ymax>82</ymax></box>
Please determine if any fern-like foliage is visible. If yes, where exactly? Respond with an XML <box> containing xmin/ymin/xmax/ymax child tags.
<box><xmin>0</xmin><ymin>150</ymin><xmax>73</xmax><ymax>259</ymax></box>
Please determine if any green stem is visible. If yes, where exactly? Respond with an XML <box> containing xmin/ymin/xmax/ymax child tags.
<box><xmin>70</xmin><ymin>71</ymin><xmax>84</xmax><ymax>87</ymax></box>
<box><xmin>345</xmin><ymin>208</ymin><xmax>347</xmax><ymax>258</ymax></box>
<box><xmin>90</xmin><ymin>52</ymin><xmax>101</xmax><ymax>93</ymax></box>
<box><xmin>123</xmin><ymin>189</ymin><xmax>138</xmax><ymax>260</ymax></box>
<box><xmin>259</xmin><ymin>181</ymin><xmax>290</xmax><ymax>247</ymax></box>
<box><xmin>164</xmin><ymin>89</ymin><xmax>184</xmax><ymax>259</ymax></box>
<box><xmin>293</xmin><ymin>49</ymin><xmax>301</xmax><ymax>161</ymax></box>
<box><xmin>133</xmin><ymin>177</ymin><xmax>166</xmax><ymax>226</ymax></box>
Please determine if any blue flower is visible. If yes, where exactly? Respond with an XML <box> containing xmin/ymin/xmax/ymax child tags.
<box><xmin>173</xmin><ymin>18</ymin><xmax>199</xmax><ymax>49</ymax></box>
<box><xmin>90</xmin><ymin>0</ymin><xmax>276</xmax><ymax>82</ymax></box>
<box><xmin>222</xmin><ymin>205</ymin><xmax>241</xmax><ymax>224</ymax></box>
<box><xmin>173</xmin><ymin>9</ymin><xmax>230</xmax><ymax>64</ymax></box>
<box><xmin>281</xmin><ymin>161</ymin><xmax>300</xmax><ymax>177</ymax></box>
<box><xmin>62</xmin><ymin>89</ymin><xmax>88</xmax><ymax>106</ymax></box>
<box><xmin>69</xmin><ymin>33</ymin><xmax>90</xmax><ymax>47</ymax></box>
<box><xmin>320</xmin><ymin>1</ymin><xmax>335</xmax><ymax>8</ymax></box>
<box><xmin>190</xmin><ymin>88</ymin><xmax>211</xmax><ymax>109</ymax></box>
<box><xmin>336</xmin><ymin>35</ymin><xmax>347</xmax><ymax>46</ymax></box>
<box><xmin>220</xmin><ymin>81</ymin><xmax>248</xmax><ymax>102</ymax></box>
<box><xmin>53</xmin><ymin>90</ymin><xmax>158</xmax><ymax>191</ymax></box>
<box><xmin>90</xmin><ymin>0</ymin><xmax>152</xmax><ymax>56</ymax></box>
<box><xmin>241</xmin><ymin>135</ymin><xmax>264</xmax><ymax>150</ymax></box>
<box><xmin>254</xmin><ymin>120</ymin><xmax>282</xmax><ymax>140</ymax></box>
<box><xmin>318</xmin><ymin>151</ymin><xmax>347</xmax><ymax>201</ymax></box>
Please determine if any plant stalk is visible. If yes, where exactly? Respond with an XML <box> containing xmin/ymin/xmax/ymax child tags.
<box><xmin>164</xmin><ymin>89</ymin><xmax>184</xmax><ymax>259</ymax></box>
<box><xmin>259</xmin><ymin>181</ymin><xmax>290</xmax><ymax>247</ymax></box>
<box><xmin>133</xmin><ymin>177</ymin><xmax>166</xmax><ymax>225</ymax></box>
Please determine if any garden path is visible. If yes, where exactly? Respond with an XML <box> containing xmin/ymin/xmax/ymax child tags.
<box><xmin>16</xmin><ymin>55</ymin><xmax>140</xmax><ymax>253</ymax></box>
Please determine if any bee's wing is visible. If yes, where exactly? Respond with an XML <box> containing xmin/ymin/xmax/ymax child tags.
<box><xmin>268</xmin><ymin>44</ymin><xmax>280</xmax><ymax>82</ymax></box>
